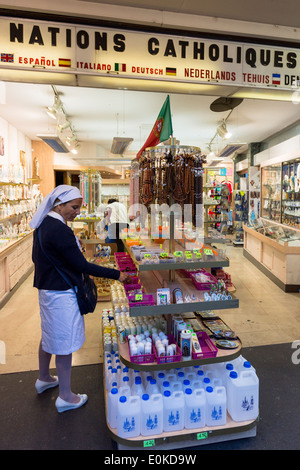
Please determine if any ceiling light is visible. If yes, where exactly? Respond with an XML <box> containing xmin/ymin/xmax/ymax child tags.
<box><xmin>57</xmin><ymin>120</ymin><xmax>71</xmax><ymax>132</ymax></box>
<box><xmin>37</xmin><ymin>134</ymin><xmax>69</xmax><ymax>153</ymax></box>
<box><xmin>217</xmin><ymin>121</ymin><xmax>232</xmax><ymax>139</ymax></box>
<box><xmin>46</xmin><ymin>96</ymin><xmax>62</xmax><ymax>120</ymax></box>
<box><xmin>111</xmin><ymin>137</ymin><xmax>133</xmax><ymax>154</ymax></box>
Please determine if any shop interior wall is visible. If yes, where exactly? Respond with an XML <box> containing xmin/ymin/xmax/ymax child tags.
<box><xmin>31</xmin><ymin>140</ymin><xmax>55</xmax><ymax>197</ymax></box>
<box><xmin>0</xmin><ymin>116</ymin><xmax>32</xmax><ymax>180</ymax></box>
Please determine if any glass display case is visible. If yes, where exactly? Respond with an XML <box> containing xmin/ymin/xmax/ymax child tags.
<box><xmin>261</xmin><ymin>156</ymin><xmax>300</xmax><ymax>229</ymax></box>
<box><xmin>281</xmin><ymin>158</ymin><xmax>300</xmax><ymax>228</ymax></box>
<box><xmin>261</xmin><ymin>164</ymin><xmax>281</xmax><ymax>222</ymax></box>
<box><xmin>249</xmin><ymin>217</ymin><xmax>300</xmax><ymax>246</ymax></box>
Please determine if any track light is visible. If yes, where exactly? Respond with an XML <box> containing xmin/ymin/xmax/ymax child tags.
<box><xmin>46</xmin><ymin>96</ymin><xmax>62</xmax><ymax>120</ymax></box>
<box><xmin>217</xmin><ymin>121</ymin><xmax>232</xmax><ymax>139</ymax></box>
<box><xmin>57</xmin><ymin>120</ymin><xmax>71</xmax><ymax>132</ymax></box>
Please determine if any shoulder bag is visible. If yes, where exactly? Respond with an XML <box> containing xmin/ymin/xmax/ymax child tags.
<box><xmin>37</xmin><ymin>228</ymin><xmax>97</xmax><ymax>315</ymax></box>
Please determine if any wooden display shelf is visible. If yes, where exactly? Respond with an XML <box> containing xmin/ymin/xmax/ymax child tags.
<box><xmin>118</xmin><ymin>336</ymin><xmax>242</xmax><ymax>372</ymax></box>
<box><xmin>127</xmin><ymin>269</ymin><xmax>239</xmax><ymax>317</ymax></box>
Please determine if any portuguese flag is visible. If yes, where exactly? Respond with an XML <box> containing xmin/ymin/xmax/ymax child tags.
<box><xmin>137</xmin><ymin>95</ymin><xmax>173</xmax><ymax>159</ymax></box>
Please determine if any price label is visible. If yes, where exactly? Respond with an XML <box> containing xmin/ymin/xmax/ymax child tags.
<box><xmin>185</xmin><ymin>251</ymin><xmax>192</xmax><ymax>259</ymax></box>
<box><xmin>197</xmin><ymin>432</ymin><xmax>208</xmax><ymax>440</ymax></box>
<box><xmin>174</xmin><ymin>251</ymin><xmax>183</xmax><ymax>257</ymax></box>
<box><xmin>144</xmin><ymin>253</ymin><xmax>151</xmax><ymax>259</ymax></box>
<box><xmin>195</xmin><ymin>252</ymin><xmax>202</xmax><ymax>259</ymax></box>
<box><xmin>160</xmin><ymin>252</ymin><xmax>168</xmax><ymax>258</ymax></box>
<box><xmin>143</xmin><ymin>439</ymin><xmax>155</xmax><ymax>447</ymax></box>
<box><xmin>135</xmin><ymin>294</ymin><xmax>143</xmax><ymax>301</ymax></box>
<box><xmin>204</xmin><ymin>248</ymin><xmax>213</xmax><ymax>255</ymax></box>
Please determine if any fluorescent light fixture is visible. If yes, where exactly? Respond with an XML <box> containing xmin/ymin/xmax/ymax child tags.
<box><xmin>111</xmin><ymin>137</ymin><xmax>133</xmax><ymax>154</ymax></box>
<box><xmin>218</xmin><ymin>143</ymin><xmax>248</xmax><ymax>158</ymax></box>
<box><xmin>37</xmin><ymin>134</ymin><xmax>69</xmax><ymax>153</ymax></box>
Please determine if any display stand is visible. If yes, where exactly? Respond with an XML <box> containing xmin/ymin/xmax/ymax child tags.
<box><xmin>104</xmin><ymin>239</ymin><xmax>258</xmax><ymax>450</ymax></box>
<box><xmin>104</xmin><ymin>145</ymin><xmax>257</xmax><ymax>449</ymax></box>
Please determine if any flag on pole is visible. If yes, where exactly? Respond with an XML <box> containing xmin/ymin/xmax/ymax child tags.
<box><xmin>137</xmin><ymin>95</ymin><xmax>173</xmax><ymax>159</ymax></box>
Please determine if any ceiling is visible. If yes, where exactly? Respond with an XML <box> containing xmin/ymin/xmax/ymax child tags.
<box><xmin>0</xmin><ymin>80</ymin><xmax>300</xmax><ymax>170</ymax></box>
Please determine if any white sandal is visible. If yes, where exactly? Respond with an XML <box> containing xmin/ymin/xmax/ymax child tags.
<box><xmin>35</xmin><ymin>376</ymin><xmax>59</xmax><ymax>394</ymax></box>
<box><xmin>55</xmin><ymin>394</ymin><xmax>88</xmax><ymax>413</ymax></box>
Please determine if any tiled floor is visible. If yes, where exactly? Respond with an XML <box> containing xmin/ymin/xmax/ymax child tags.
<box><xmin>0</xmin><ymin>245</ymin><xmax>299</xmax><ymax>375</ymax></box>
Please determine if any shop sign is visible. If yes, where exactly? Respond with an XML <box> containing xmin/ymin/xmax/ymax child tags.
<box><xmin>0</xmin><ymin>17</ymin><xmax>300</xmax><ymax>90</ymax></box>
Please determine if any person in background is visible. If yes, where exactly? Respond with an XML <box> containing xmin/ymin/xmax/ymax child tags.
<box><xmin>30</xmin><ymin>185</ymin><xmax>129</xmax><ymax>413</ymax></box>
<box><xmin>99</xmin><ymin>198</ymin><xmax>129</xmax><ymax>252</ymax></box>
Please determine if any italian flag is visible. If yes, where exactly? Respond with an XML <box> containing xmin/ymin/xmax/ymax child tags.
<box><xmin>137</xmin><ymin>95</ymin><xmax>173</xmax><ymax>159</ymax></box>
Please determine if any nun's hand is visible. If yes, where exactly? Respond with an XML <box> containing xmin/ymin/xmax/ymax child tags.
<box><xmin>118</xmin><ymin>272</ymin><xmax>130</xmax><ymax>283</ymax></box>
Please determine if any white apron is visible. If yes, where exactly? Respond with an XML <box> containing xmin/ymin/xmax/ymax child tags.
<box><xmin>39</xmin><ymin>288</ymin><xmax>85</xmax><ymax>355</ymax></box>
<box><xmin>38</xmin><ymin>211</ymin><xmax>85</xmax><ymax>355</ymax></box>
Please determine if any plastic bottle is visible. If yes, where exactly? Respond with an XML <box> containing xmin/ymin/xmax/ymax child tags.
<box><xmin>182</xmin><ymin>379</ymin><xmax>191</xmax><ymax>392</ymax></box>
<box><xmin>227</xmin><ymin>370</ymin><xmax>259</xmax><ymax>422</ymax></box>
<box><xmin>107</xmin><ymin>387</ymin><xmax>119</xmax><ymax>428</ymax></box>
<box><xmin>205</xmin><ymin>386</ymin><xmax>227</xmax><ymax>426</ymax></box>
<box><xmin>177</xmin><ymin>371</ymin><xmax>185</xmax><ymax>383</ymax></box>
<box><xmin>146</xmin><ymin>378</ymin><xmax>160</xmax><ymax>395</ymax></box>
<box><xmin>160</xmin><ymin>380</ymin><xmax>170</xmax><ymax>394</ymax></box>
<box><xmin>181</xmin><ymin>329</ymin><xmax>192</xmax><ymax>361</ymax></box>
<box><xmin>163</xmin><ymin>390</ymin><xmax>185</xmax><ymax>432</ymax></box>
<box><xmin>170</xmin><ymin>380</ymin><xmax>183</xmax><ymax>392</ymax></box>
<box><xmin>131</xmin><ymin>376</ymin><xmax>145</xmax><ymax>398</ymax></box>
<box><xmin>184</xmin><ymin>388</ymin><xmax>206</xmax><ymax>429</ymax></box>
<box><xmin>117</xmin><ymin>395</ymin><xmax>141</xmax><ymax>438</ymax></box>
<box><xmin>140</xmin><ymin>393</ymin><xmax>163</xmax><ymax>436</ymax></box>
<box><xmin>156</xmin><ymin>372</ymin><xmax>166</xmax><ymax>387</ymax></box>
<box><xmin>107</xmin><ymin>368</ymin><xmax>119</xmax><ymax>390</ymax></box>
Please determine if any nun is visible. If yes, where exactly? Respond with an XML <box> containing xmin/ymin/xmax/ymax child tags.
<box><xmin>30</xmin><ymin>185</ymin><xmax>128</xmax><ymax>412</ymax></box>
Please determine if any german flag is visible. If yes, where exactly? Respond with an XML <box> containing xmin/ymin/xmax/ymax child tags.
<box><xmin>166</xmin><ymin>67</ymin><xmax>176</xmax><ymax>76</ymax></box>
<box><xmin>59</xmin><ymin>58</ymin><xmax>71</xmax><ymax>67</ymax></box>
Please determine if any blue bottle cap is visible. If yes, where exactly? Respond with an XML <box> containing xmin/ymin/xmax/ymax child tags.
<box><xmin>185</xmin><ymin>388</ymin><xmax>192</xmax><ymax>395</ymax></box>
<box><xmin>230</xmin><ymin>371</ymin><xmax>238</xmax><ymax>379</ymax></box>
<box><xmin>206</xmin><ymin>386</ymin><xmax>213</xmax><ymax>393</ymax></box>
<box><xmin>111</xmin><ymin>388</ymin><xmax>118</xmax><ymax>394</ymax></box>
<box><xmin>243</xmin><ymin>361</ymin><xmax>251</xmax><ymax>368</ymax></box>
<box><xmin>119</xmin><ymin>396</ymin><xmax>127</xmax><ymax>403</ymax></box>
<box><xmin>183</xmin><ymin>379</ymin><xmax>190</xmax><ymax>385</ymax></box>
<box><xmin>226</xmin><ymin>364</ymin><xmax>234</xmax><ymax>370</ymax></box>
<box><xmin>142</xmin><ymin>394</ymin><xmax>149</xmax><ymax>400</ymax></box>
<box><xmin>178</xmin><ymin>372</ymin><xmax>184</xmax><ymax>378</ymax></box>
<box><xmin>203</xmin><ymin>377</ymin><xmax>210</xmax><ymax>384</ymax></box>
<box><xmin>123</xmin><ymin>376</ymin><xmax>129</xmax><ymax>382</ymax></box>
<box><xmin>164</xmin><ymin>390</ymin><xmax>171</xmax><ymax>397</ymax></box>
<box><xmin>135</xmin><ymin>376</ymin><xmax>142</xmax><ymax>384</ymax></box>
<box><xmin>162</xmin><ymin>381</ymin><xmax>170</xmax><ymax>387</ymax></box>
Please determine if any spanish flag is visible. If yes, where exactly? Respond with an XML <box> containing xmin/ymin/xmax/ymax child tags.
<box><xmin>137</xmin><ymin>95</ymin><xmax>173</xmax><ymax>160</ymax></box>
<box><xmin>59</xmin><ymin>58</ymin><xmax>71</xmax><ymax>67</ymax></box>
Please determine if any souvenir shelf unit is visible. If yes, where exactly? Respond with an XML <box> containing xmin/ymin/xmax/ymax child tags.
<box><xmin>203</xmin><ymin>167</ymin><xmax>233</xmax><ymax>240</ymax></box>
<box><xmin>104</xmin><ymin>146</ymin><xmax>258</xmax><ymax>450</ymax></box>
<box><xmin>261</xmin><ymin>155</ymin><xmax>300</xmax><ymax>230</ymax></box>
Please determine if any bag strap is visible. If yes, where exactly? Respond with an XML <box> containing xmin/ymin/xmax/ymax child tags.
<box><xmin>37</xmin><ymin>228</ymin><xmax>78</xmax><ymax>293</ymax></box>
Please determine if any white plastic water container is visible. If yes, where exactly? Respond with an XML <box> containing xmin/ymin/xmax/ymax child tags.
<box><xmin>117</xmin><ymin>395</ymin><xmax>141</xmax><ymax>438</ymax></box>
<box><xmin>146</xmin><ymin>378</ymin><xmax>160</xmax><ymax>395</ymax></box>
<box><xmin>141</xmin><ymin>393</ymin><xmax>163</xmax><ymax>436</ymax></box>
<box><xmin>163</xmin><ymin>390</ymin><xmax>185</xmax><ymax>432</ymax></box>
<box><xmin>205</xmin><ymin>386</ymin><xmax>227</xmax><ymax>426</ymax></box>
<box><xmin>160</xmin><ymin>380</ymin><xmax>171</xmax><ymax>394</ymax></box>
<box><xmin>227</xmin><ymin>370</ymin><xmax>259</xmax><ymax>422</ymax></box>
<box><xmin>170</xmin><ymin>380</ymin><xmax>183</xmax><ymax>392</ymax></box>
<box><xmin>107</xmin><ymin>387</ymin><xmax>119</xmax><ymax>428</ymax></box>
<box><xmin>107</xmin><ymin>368</ymin><xmax>119</xmax><ymax>390</ymax></box>
<box><xmin>131</xmin><ymin>376</ymin><xmax>145</xmax><ymax>398</ymax></box>
<box><xmin>184</xmin><ymin>388</ymin><xmax>206</xmax><ymax>429</ymax></box>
